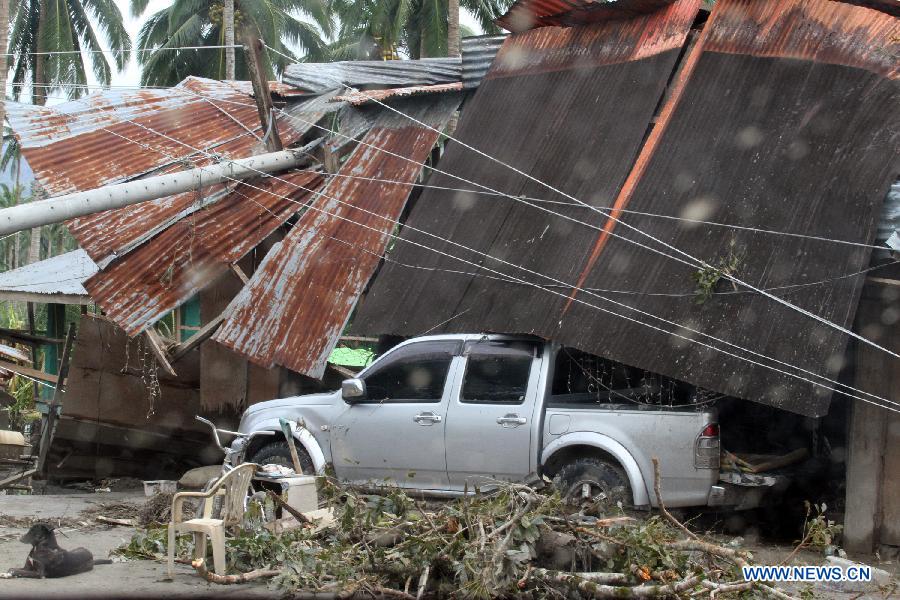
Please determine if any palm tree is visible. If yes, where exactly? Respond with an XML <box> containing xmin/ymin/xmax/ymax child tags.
<box><xmin>8</xmin><ymin>0</ymin><xmax>131</xmax><ymax>104</ymax></box>
<box><xmin>132</xmin><ymin>0</ymin><xmax>333</xmax><ymax>87</ymax></box>
<box><xmin>329</xmin><ymin>0</ymin><xmax>509</xmax><ymax>60</ymax></box>
<box><xmin>8</xmin><ymin>1</ymin><xmax>130</xmax><ymax>265</ymax></box>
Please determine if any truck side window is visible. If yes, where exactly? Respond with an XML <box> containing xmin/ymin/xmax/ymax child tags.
<box><xmin>461</xmin><ymin>341</ymin><xmax>535</xmax><ymax>405</ymax></box>
<box><xmin>362</xmin><ymin>341</ymin><xmax>459</xmax><ymax>403</ymax></box>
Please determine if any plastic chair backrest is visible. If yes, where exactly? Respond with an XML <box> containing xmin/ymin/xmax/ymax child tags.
<box><xmin>219</xmin><ymin>462</ymin><xmax>258</xmax><ymax>527</ymax></box>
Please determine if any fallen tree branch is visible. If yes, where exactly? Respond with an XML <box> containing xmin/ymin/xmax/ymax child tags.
<box><xmin>701</xmin><ymin>579</ymin><xmax>753</xmax><ymax>599</ymax></box>
<box><xmin>537</xmin><ymin>571</ymin><xmax>701</xmax><ymax>598</ymax></box>
<box><xmin>191</xmin><ymin>558</ymin><xmax>280</xmax><ymax>584</ymax></box>
<box><xmin>531</xmin><ymin>568</ymin><xmax>629</xmax><ymax>585</ymax></box>
<box><xmin>652</xmin><ymin>457</ymin><xmax>698</xmax><ymax>540</ymax></box>
<box><xmin>670</xmin><ymin>540</ymin><xmax>749</xmax><ymax>568</ymax></box>
<box><xmin>415</xmin><ymin>566</ymin><xmax>430</xmax><ymax>600</ymax></box>
<box><xmin>96</xmin><ymin>516</ymin><xmax>133</xmax><ymax>526</ymax></box>
<box><xmin>266</xmin><ymin>490</ymin><xmax>312</xmax><ymax>524</ymax></box>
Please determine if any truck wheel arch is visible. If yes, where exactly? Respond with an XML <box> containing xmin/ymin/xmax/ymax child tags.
<box><xmin>541</xmin><ymin>434</ymin><xmax>651</xmax><ymax>507</ymax></box>
<box><xmin>243</xmin><ymin>421</ymin><xmax>328</xmax><ymax>474</ymax></box>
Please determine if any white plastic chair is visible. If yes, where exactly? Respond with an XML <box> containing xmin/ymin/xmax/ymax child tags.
<box><xmin>167</xmin><ymin>462</ymin><xmax>258</xmax><ymax>577</ymax></box>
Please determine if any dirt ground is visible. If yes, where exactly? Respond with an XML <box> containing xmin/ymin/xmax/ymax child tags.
<box><xmin>0</xmin><ymin>489</ymin><xmax>279</xmax><ymax>600</ymax></box>
<box><xmin>0</xmin><ymin>489</ymin><xmax>896</xmax><ymax>599</ymax></box>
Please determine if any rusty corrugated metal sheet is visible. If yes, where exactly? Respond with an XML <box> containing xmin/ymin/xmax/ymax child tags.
<box><xmin>212</xmin><ymin>94</ymin><xmax>462</xmax><ymax>377</ymax></box>
<box><xmin>356</xmin><ymin>0</ymin><xmax>900</xmax><ymax>417</ymax></box>
<box><xmin>84</xmin><ymin>171</ymin><xmax>324</xmax><ymax>336</ymax></box>
<box><xmin>5</xmin><ymin>81</ymin><xmax>337</xmax><ymax>267</ymax></box>
<box><xmin>334</xmin><ymin>83</ymin><xmax>464</xmax><ymax>105</ymax></box>
<box><xmin>497</xmin><ymin>0</ymin><xmax>677</xmax><ymax>32</ymax></box>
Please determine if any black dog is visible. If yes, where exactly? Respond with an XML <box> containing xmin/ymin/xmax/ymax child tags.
<box><xmin>8</xmin><ymin>523</ymin><xmax>111</xmax><ymax>578</ymax></box>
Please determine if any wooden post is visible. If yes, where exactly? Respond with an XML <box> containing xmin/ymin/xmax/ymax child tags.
<box><xmin>278</xmin><ymin>418</ymin><xmax>304</xmax><ymax>475</ymax></box>
<box><xmin>243</xmin><ymin>33</ymin><xmax>283</xmax><ymax>152</ymax></box>
<box><xmin>36</xmin><ymin>323</ymin><xmax>76</xmax><ymax>476</ymax></box>
<box><xmin>27</xmin><ymin>302</ymin><xmax>39</xmax><ymax>400</ymax></box>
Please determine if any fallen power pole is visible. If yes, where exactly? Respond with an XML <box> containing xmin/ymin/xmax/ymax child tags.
<box><xmin>0</xmin><ymin>149</ymin><xmax>306</xmax><ymax>236</ymax></box>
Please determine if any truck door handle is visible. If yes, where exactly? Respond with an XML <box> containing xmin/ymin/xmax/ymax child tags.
<box><xmin>413</xmin><ymin>412</ymin><xmax>442</xmax><ymax>425</ymax></box>
<box><xmin>497</xmin><ymin>414</ymin><xmax>527</xmax><ymax>427</ymax></box>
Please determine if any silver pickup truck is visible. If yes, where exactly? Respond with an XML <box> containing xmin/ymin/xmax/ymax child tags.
<box><xmin>232</xmin><ymin>334</ymin><xmax>742</xmax><ymax>509</ymax></box>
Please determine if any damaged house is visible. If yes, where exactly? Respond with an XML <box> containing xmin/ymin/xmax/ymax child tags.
<box><xmin>0</xmin><ymin>0</ymin><xmax>897</xmax><ymax>556</ymax></box>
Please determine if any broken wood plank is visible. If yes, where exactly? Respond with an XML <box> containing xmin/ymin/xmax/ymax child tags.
<box><xmin>0</xmin><ymin>468</ymin><xmax>36</xmax><ymax>488</ymax></box>
<box><xmin>0</xmin><ymin>361</ymin><xmax>58</xmax><ymax>384</ymax></box>
<box><xmin>230</xmin><ymin>263</ymin><xmax>250</xmax><ymax>285</ymax></box>
<box><xmin>95</xmin><ymin>516</ymin><xmax>134</xmax><ymax>526</ymax></box>
<box><xmin>37</xmin><ymin>324</ymin><xmax>76</xmax><ymax>476</ymax></box>
<box><xmin>169</xmin><ymin>313</ymin><xmax>226</xmax><ymax>363</ymax></box>
<box><xmin>339</xmin><ymin>335</ymin><xmax>379</xmax><ymax>343</ymax></box>
<box><xmin>327</xmin><ymin>364</ymin><xmax>356</xmax><ymax>380</ymax></box>
<box><xmin>0</xmin><ymin>328</ymin><xmax>65</xmax><ymax>347</ymax></box>
<box><xmin>144</xmin><ymin>328</ymin><xmax>178</xmax><ymax>377</ymax></box>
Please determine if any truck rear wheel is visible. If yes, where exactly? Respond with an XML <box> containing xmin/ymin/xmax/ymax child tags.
<box><xmin>249</xmin><ymin>441</ymin><xmax>314</xmax><ymax>474</ymax></box>
<box><xmin>555</xmin><ymin>457</ymin><xmax>631</xmax><ymax>511</ymax></box>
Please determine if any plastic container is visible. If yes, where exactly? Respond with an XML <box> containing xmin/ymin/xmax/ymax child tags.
<box><xmin>143</xmin><ymin>480</ymin><xmax>177</xmax><ymax>496</ymax></box>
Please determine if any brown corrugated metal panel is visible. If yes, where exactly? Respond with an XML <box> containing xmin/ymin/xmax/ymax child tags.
<box><xmin>497</xmin><ymin>0</ymin><xmax>677</xmax><ymax>32</ymax></box>
<box><xmin>213</xmin><ymin>94</ymin><xmax>462</xmax><ymax>378</ymax></box>
<box><xmin>356</xmin><ymin>0</ymin><xmax>900</xmax><ymax>417</ymax></box>
<box><xmin>84</xmin><ymin>171</ymin><xmax>323</xmax><ymax>336</ymax></box>
<box><xmin>356</xmin><ymin>1</ymin><xmax>700</xmax><ymax>336</ymax></box>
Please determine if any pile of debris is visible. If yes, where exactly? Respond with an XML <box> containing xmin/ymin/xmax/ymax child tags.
<box><xmin>116</xmin><ymin>474</ymin><xmax>833</xmax><ymax>599</ymax></box>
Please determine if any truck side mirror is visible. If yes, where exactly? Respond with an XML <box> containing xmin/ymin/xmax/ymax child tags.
<box><xmin>341</xmin><ymin>378</ymin><xmax>366</xmax><ymax>403</ymax></box>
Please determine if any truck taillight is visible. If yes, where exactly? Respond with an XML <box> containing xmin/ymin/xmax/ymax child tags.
<box><xmin>700</xmin><ymin>423</ymin><xmax>719</xmax><ymax>438</ymax></box>
<box><xmin>695</xmin><ymin>422</ymin><xmax>720</xmax><ymax>469</ymax></box>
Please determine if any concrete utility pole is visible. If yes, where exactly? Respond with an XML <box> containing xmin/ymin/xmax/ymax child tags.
<box><xmin>0</xmin><ymin>149</ymin><xmax>305</xmax><ymax>236</ymax></box>
<box><xmin>224</xmin><ymin>0</ymin><xmax>236</xmax><ymax>80</ymax></box>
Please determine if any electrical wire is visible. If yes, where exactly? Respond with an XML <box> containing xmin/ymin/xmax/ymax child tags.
<box><xmin>5</xmin><ymin>94</ymin><xmax>893</xmax><ymax>413</ymax></box>
<box><xmin>4</xmin><ymin>82</ymin><xmax>892</xmax><ymax>252</ymax></box>
<box><xmin>94</xmin><ymin>115</ymin><xmax>900</xmax><ymax>414</ymax></box>
<box><xmin>0</xmin><ymin>45</ymin><xmax>243</xmax><ymax>58</ymax></box>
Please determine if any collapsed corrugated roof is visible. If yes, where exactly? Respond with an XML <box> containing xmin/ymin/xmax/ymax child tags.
<box><xmin>497</xmin><ymin>0</ymin><xmax>677</xmax><ymax>32</ymax></box>
<box><xmin>213</xmin><ymin>94</ymin><xmax>463</xmax><ymax>378</ymax></box>
<box><xmin>0</xmin><ymin>249</ymin><xmax>97</xmax><ymax>305</ymax></box>
<box><xmin>354</xmin><ymin>0</ymin><xmax>900</xmax><ymax>417</ymax></box>
<box><xmin>6</xmin><ymin>77</ymin><xmax>332</xmax><ymax>269</ymax></box>
<box><xmin>84</xmin><ymin>171</ymin><xmax>324</xmax><ymax>336</ymax></box>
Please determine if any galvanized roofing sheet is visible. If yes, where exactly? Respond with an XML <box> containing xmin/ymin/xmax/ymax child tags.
<box><xmin>497</xmin><ymin>0</ymin><xmax>677</xmax><ymax>32</ymax></box>
<box><xmin>84</xmin><ymin>171</ymin><xmax>324</xmax><ymax>336</ymax></box>
<box><xmin>0</xmin><ymin>249</ymin><xmax>97</xmax><ymax>304</ymax></box>
<box><xmin>213</xmin><ymin>94</ymin><xmax>462</xmax><ymax>378</ymax></box>
<box><xmin>283</xmin><ymin>58</ymin><xmax>462</xmax><ymax>95</ymax></box>
<box><xmin>355</xmin><ymin>0</ymin><xmax>900</xmax><ymax>417</ymax></box>
<box><xmin>461</xmin><ymin>35</ymin><xmax>507</xmax><ymax>89</ymax></box>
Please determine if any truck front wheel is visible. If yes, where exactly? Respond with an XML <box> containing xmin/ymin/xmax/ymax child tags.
<box><xmin>555</xmin><ymin>457</ymin><xmax>631</xmax><ymax>510</ymax></box>
<box><xmin>248</xmin><ymin>441</ymin><xmax>314</xmax><ymax>474</ymax></box>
